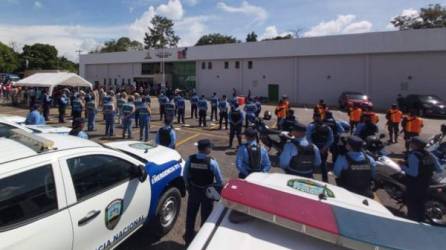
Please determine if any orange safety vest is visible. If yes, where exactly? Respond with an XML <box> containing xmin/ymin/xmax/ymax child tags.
<box><xmin>405</xmin><ymin>116</ymin><xmax>423</xmax><ymax>134</ymax></box>
<box><xmin>349</xmin><ymin>108</ymin><xmax>362</xmax><ymax>122</ymax></box>
<box><xmin>387</xmin><ymin>109</ymin><xmax>402</xmax><ymax>123</ymax></box>
<box><xmin>275</xmin><ymin>104</ymin><xmax>287</xmax><ymax>118</ymax></box>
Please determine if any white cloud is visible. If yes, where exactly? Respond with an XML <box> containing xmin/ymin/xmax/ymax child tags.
<box><xmin>176</xmin><ymin>16</ymin><xmax>208</xmax><ymax>46</ymax></box>
<box><xmin>34</xmin><ymin>1</ymin><xmax>42</xmax><ymax>8</ymax></box>
<box><xmin>260</xmin><ymin>25</ymin><xmax>292</xmax><ymax>40</ymax></box>
<box><xmin>304</xmin><ymin>15</ymin><xmax>372</xmax><ymax>37</ymax></box>
<box><xmin>401</xmin><ymin>8</ymin><xmax>419</xmax><ymax>18</ymax></box>
<box><xmin>217</xmin><ymin>1</ymin><xmax>267</xmax><ymax>23</ymax></box>
<box><xmin>157</xmin><ymin>0</ymin><xmax>184</xmax><ymax>20</ymax></box>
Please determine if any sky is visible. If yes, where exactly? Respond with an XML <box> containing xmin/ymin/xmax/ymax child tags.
<box><xmin>0</xmin><ymin>0</ymin><xmax>443</xmax><ymax>61</ymax></box>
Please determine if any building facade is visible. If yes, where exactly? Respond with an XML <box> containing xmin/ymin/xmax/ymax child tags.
<box><xmin>80</xmin><ymin>28</ymin><xmax>446</xmax><ymax>109</ymax></box>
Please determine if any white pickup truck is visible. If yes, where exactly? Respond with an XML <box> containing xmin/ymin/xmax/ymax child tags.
<box><xmin>0</xmin><ymin>130</ymin><xmax>185</xmax><ymax>250</ymax></box>
<box><xmin>0</xmin><ymin>115</ymin><xmax>71</xmax><ymax>136</ymax></box>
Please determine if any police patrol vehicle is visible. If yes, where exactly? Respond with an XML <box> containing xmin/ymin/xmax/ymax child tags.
<box><xmin>0</xmin><ymin>114</ymin><xmax>71</xmax><ymax>136</ymax></box>
<box><xmin>0</xmin><ymin>129</ymin><xmax>185</xmax><ymax>250</ymax></box>
<box><xmin>189</xmin><ymin>173</ymin><xmax>446</xmax><ymax>250</ymax></box>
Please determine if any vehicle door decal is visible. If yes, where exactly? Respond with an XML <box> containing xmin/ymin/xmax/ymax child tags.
<box><xmin>105</xmin><ymin>199</ymin><xmax>124</xmax><ymax>230</ymax></box>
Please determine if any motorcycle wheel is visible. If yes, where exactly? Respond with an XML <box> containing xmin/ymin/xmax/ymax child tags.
<box><xmin>425</xmin><ymin>199</ymin><xmax>446</xmax><ymax>226</ymax></box>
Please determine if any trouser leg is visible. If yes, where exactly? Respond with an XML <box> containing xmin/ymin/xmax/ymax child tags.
<box><xmin>320</xmin><ymin>150</ymin><xmax>328</xmax><ymax>182</ymax></box>
<box><xmin>200</xmin><ymin>196</ymin><xmax>214</xmax><ymax>226</ymax></box>
<box><xmin>185</xmin><ymin>188</ymin><xmax>202</xmax><ymax>245</ymax></box>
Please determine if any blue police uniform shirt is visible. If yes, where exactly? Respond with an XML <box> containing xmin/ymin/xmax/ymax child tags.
<box><xmin>43</xmin><ymin>94</ymin><xmax>51</xmax><ymax>106</ymax></box>
<box><xmin>122</xmin><ymin>103</ymin><xmax>135</xmax><ymax>118</ymax></box>
<box><xmin>403</xmin><ymin>151</ymin><xmax>443</xmax><ymax>177</ymax></box>
<box><xmin>228</xmin><ymin>108</ymin><xmax>244</xmax><ymax>124</ymax></box>
<box><xmin>155</xmin><ymin>125</ymin><xmax>177</xmax><ymax>149</ymax></box>
<box><xmin>183</xmin><ymin>152</ymin><xmax>224</xmax><ymax>187</ymax></box>
<box><xmin>138</xmin><ymin>102</ymin><xmax>150</xmax><ymax>117</ymax></box>
<box><xmin>244</xmin><ymin>102</ymin><xmax>257</xmax><ymax>115</ymax></box>
<box><xmin>218</xmin><ymin>99</ymin><xmax>228</xmax><ymax>112</ymax></box>
<box><xmin>191</xmin><ymin>95</ymin><xmax>199</xmax><ymax>104</ymax></box>
<box><xmin>279</xmin><ymin>137</ymin><xmax>322</xmax><ymax>171</ymax></box>
<box><xmin>236</xmin><ymin>140</ymin><xmax>271</xmax><ymax>176</ymax></box>
<box><xmin>176</xmin><ymin>97</ymin><xmax>186</xmax><ymax>109</ymax></box>
<box><xmin>77</xmin><ymin>131</ymin><xmax>89</xmax><ymax>139</ymax></box>
<box><xmin>333</xmin><ymin>120</ymin><xmax>346</xmax><ymax>134</ymax></box>
<box><xmin>59</xmin><ymin>95</ymin><xmax>68</xmax><ymax>106</ymax></box>
<box><xmin>305</xmin><ymin>123</ymin><xmax>334</xmax><ymax>150</ymax></box>
<box><xmin>333</xmin><ymin>151</ymin><xmax>377</xmax><ymax>177</ymax></box>
<box><xmin>72</xmin><ymin>98</ymin><xmax>82</xmax><ymax>112</ymax></box>
<box><xmin>211</xmin><ymin>96</ymin><xmax>219</xmax><ymax>107</ymax></box>
<box><xmin>255</xmin><ymin>101</ymin><xmax>261</xmax><ymax>111</ymax></box>
<box><xmin>25</xmin><ymin>110</ymin><xmax>46</xmax><ymax>125</ymax></box>
<box><xmin>159</xmin><ymin>95</ymin><xmax>169</xmax><ymax>105</ymax></box>
<box><xmin>198</xmin><ymin>98</ymin><xmax>208</xmax><ymax>110</ymax></box>
<box><xmin>353</xmin><ymin>123</ymin><xmax>377</xmax><ymax>137</ymax></box>
<box><xmin>103</xmin><ymin>103</ymin><xmax>115</xmax><ymax>119</ymax></box>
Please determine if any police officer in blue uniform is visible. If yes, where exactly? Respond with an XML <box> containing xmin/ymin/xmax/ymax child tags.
<box><xmin>134</xmin><ymin>94</ymin><xmax>142</xmax><ymax>128</ymax></box>
<box><xmin>69</xmin><ymin>117</ymin><xmax>88</xmax><ymax>139</ymax></box>
<box><xmin>228</xmin><ymin>103</ymin><xmax>244</xmax><ymax>148</ymax></box>
<box><xmin>71</xmin><ymin>94</ymin><xmax>83</xmax><ymax>125</ymax></box>
<box><xmin>42</xmin><ymin>90</ymin><xmax>52</xmax><ymax>121</ymax></box>
<box><xmin>176</xmin><ymin>94</ymin><xmax>186</xmax><ymax>124</ymax></box>
<box><xmin>190</xmin><ymin>92</ymin><xmax>199</xmax><ymax>119</ymax></box>
<box><xmin>279</xmin><ymin>109</ymin><xmax>297</xmax><ymax>132</ymax></box>
<box><xmin>58</xmin><ymin>92</ymin><xmax>68</xmax><ymax>123</ymax></box>
<box><xmin>354</xmin><ymin>113</ymin><xmax>378</xmax><ymax>140</ymax></box>
<box><xmin>183</xmin><ymin>139</ymin><xmax>224</xmax><ymax>245</ymax></box>
<box><xmin>402</xmin><ymin>136</ymin><xmax>443</xmax><ymax>221</ymax></box>
<box><xmin>156</xmin><ymin>122</ymin><xmax>177</xmax><ymax>149</ymax></box>
<box><xmin>103</xmin><ymin>97</ymin><xmax>115</xmax><ymax>137</ymax></box>
<box><xmin>280</xmin><ymin>122</ymin><xmax>321</xmax><ymax>178</ymax></box>
<box><xmin>255</xmin><ymin>97</ymin><xmax>262</xmax><ymax>117</ymax></box>
<box><xmin>306</xmin><ymin>113</ymin><xmax>334</xmax><ymax>182</ymax></box>
<box><xmin>229</xmin><ymin>93</ymin><xmax>238</xmax><ymax>109</ymax></box>
<box><xmin>86</xmin><ymin>98</ymin><xmax>97</xmax><ymax>131</ymax></box>
<box><xmin>210</xmin><ymin>92</ymin><xmax>219</xmax><ymax>122</ymax></box>
<box><xmin>164</xmin><ymin>99</ymin><xmax>176</xmax><ymax>125</ymax></box>
<box><xmin>138</xmin><ymin>98</ymin><xmax>151</xmax><ymax>141</ymax></box>
<box><xmin>198</xmin><ymin>95</ymin><xmax>208</xmax><ymax>127</ymax></box>
<box><xmin>244</xmin><ymin>98</ymin><xmax>257</xmax><ymax>128</ymax></box>
<box><xmin>116</xmin><ymin>93</ymin><xmax>126</xmax><ymax>124</ymax></box>
<box><xmin>218</xmin><ymin>95</ymin><xmax>229</xmax><ymax>130</ymax></box>
<box><xmin>144</xmin><ymin>93</ymin><xmax>151</xmax><ymax>106</ymax></box>
<box><xmin>333</xmin><ymin>136</ymin><xmax>376</xmax><ymax>198</ymax></box>
<box><xmin>158</xmin><ymin>92</ymin><xmax>170</xmax><ymax>121</ymax></box>
<box><xmin>121</xmin><ymin>96</ymin><xmax>135</xmax><ymax>139</ymax></box>
<box><xmin>323</xmin><ymin>111</ymin><xmax>346</xmax><ymax>162</ymax></box>
<box><xmin>25</xmin><ymin>104</ymin><xmax>46</xmax><ymax>125</ymax></box>
<box><xmin>236</xmin><ymin>128</ymin><xmax>271</xmax><ymax>179</ymax></box>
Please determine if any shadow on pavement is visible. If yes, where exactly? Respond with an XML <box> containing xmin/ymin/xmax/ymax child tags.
<box><xmin>117</xmin><ymin>228</ymin><xmax>186</xmax><ymax>250</ymax></box>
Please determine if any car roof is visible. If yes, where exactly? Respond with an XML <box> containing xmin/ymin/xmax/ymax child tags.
<box><xmin>342</xmin><ymin>91</ymin><xmax>364</xmax><ymax>95</ymax></box>
<box><xmin>0</xmin><ymin>137</ymin><xmax>37</xmax><ymax>164</ymax></box>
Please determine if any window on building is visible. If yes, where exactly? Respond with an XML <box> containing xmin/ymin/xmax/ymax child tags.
<box><xmin>201</xmin><ymin>62</ymin><xmax>206</xmax><ymax>70</ymax></box>
<box><xmin>248</xmin><ymin>61</ymin><xmax>253</xmax><ymax>69</ymax></box>
<box><xmin>224</xmin><ymin>61</ymin><xmax>229</xmax><ymax>69</ymax></box>
<box><xmin>0</xmin><ymin>165</ymin><xmax>57</xmax><ymax>228</ymax></box>
<box><xmin>67</xmin><ymin>155</ymin><xmax>134</xmax><ymax>200</ymax></box>
<box><xmin>108</xmin><ymin>78</ymin><xmax>112</xmax><ymax>84</ymax></box>
<box><xmin>103</xmin><ymin>78</ymin><xmax>106</xmax><ymax>85</ymax></box>
<box><xmin>121</xmin><ymin>79</ymin><xmax>125</xmax><ymax>85</ymax></box>
<box><xmin>142</xmin><ymin>63</ymin><xmax>161</xmax><ymax>75</ymax></box>
<box><xmin>235</xmin><ymin>61</ymin><xmax>240</xmax><ymax>69</ymax></box>
<box><xmin>128</xmin><ymin>79</ymin><xmax>131</xmax><ymax>85</ymax></box>
<box><xmin>114</xmin><ymin>79</ymin><xmax>117</xmax><ymax>85</ymax></box>
<box><xmin>208</xmin><ymin>62</ymin><xmax>212</xmax><ymax>70</ymax></box>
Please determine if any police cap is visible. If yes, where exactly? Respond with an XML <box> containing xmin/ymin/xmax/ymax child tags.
<box><xmin>197</xmin><ymin>139</ymin><xmax>213</xmax><ymax>150</ymax></box>
<box><xmin>347</xmin><ymin>136</ymin><xmax>364</xmax><ymax>150</ymax></box>
<box><xmin>290</xmin><ymin>122</ymin><xmax>307</xmax><ymax>132</ymax></box>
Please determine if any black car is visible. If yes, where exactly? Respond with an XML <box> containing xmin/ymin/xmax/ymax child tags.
<box><xmin>401</xmin><ymin>94</ymin><xmax>446</xmax><ymax>117</ymax></box>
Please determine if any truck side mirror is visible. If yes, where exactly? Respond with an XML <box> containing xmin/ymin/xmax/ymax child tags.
<box><xmin>130</xmin><ymin>165</ymin><xmax>147</xmax><ymax>183</ymax></box>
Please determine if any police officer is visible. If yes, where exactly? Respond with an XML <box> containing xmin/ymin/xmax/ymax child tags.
<box><xmin>279</xmin><ymin>109</ymin><xmax>297</xmax><ymax>132</ymax></box>
<box><xmin>164</xmin><ymin>99</ymin><xmax>176</xmax><ymax>125</ymax></box>
<box><xmin>134</xmin><ymin>93</ymin><xmax>142</xmax><ymax>128</ymax></box>
<box><xmin>354</xmin><ymin>113</ymin><xmax>378</xmax><ymax>140</ymax></box>
<box><xmin>210</xmin><ymin>92</ymin><xmax>219</xmax><ymax>122</ymax></box>
<box><xmin>255</xmin><ymin>97</ymin><xmax>262</xmax><ymax>117</ymax></box>
<box><xmin>86</xmin><ymin>98</ymin><xmax>97</xmax><ymax>131</ymax></box>
<box><xmin>183</xmin><ymin>139</ymin><xmax>224</xmax><ymax>245</ymax></box>
<box><xmin>333</xmin><ymin>136</ymin><xmax>376</xmax><ymax>198</ymax></box>
<box><xmin>176</xmin><ymin>94</ymin><xmax>186</xmax><ymax>124</ymax></box>
<box><xmin>69</xmin><ymin>117</ymin><xmax>88</xmax><ymax>139</ymax></box>
<box><xmin>402</xmin><ymin>110</ymin><xmax>424</xmax><ymax>151</ymax></box>
<box><xmin>116</xmin><ymin>93</ymin><xmax>127</xmax><ymax>125</ymax></box>
<box><xmin>156</xmin><ymin>121</ymin><xmax>176</xmax><ymax>149</ymax></box>
<box><xmin>229</xmin><ymin>93</ymin><xmax>238</xmax><ymax>109</ymax></box>
<box><xmin>144</xmin><ymin>93</ymin><xmax>151</xmax><ymax>106</ymax></box>
<box><xmin>42</xmin><ymin>90</ymin><xmax>52</xmax><ymax>121</ymax></box>
<box><xmin>402</xmin><ymin>136</ymin><xmax>442</xmax><ymax>221</ymax></box>
<box><xmin>314</xmin><ymin>99</ymin><xmax>327</xmax><ymax>120</ymax></box>
<box><xmin>198</xmin><ymin>95</ymin><xmax>208</xmax><ymax>127</ymax></box>
<box><xmin>280</xmin><ymin>122</ymin><xmax>321</xmax><ymax>178</ymax></box>
<box><xmin>158</xmin><ymin>92</ymin><xmax>170</xmax><ymax>121</ymax></box>
<box><xmin>236</xmin><ymin>127</ymin><xmax>271</xmax><ymax>179</ymax></box>
<box><xmin>190</xmin><ymin>92</ymin><xmax>199</xmax><ymax>119</ymax></box>
<box><xmin>71</xmin><ymin>94</ymin><xmax>83</xmax><ymax>124</ymax></box>
<box><xmin>386</xmin><ymin>104</ymin><xmax>403</xmax><ymax>143</ymax></box>
<box><xmin>306</xmin><ymin>113</ymin><xmax>334</xmax><ymax>182</ymax></box>
<box><xmin>25</xmin><ymin>104</ymin><xmax>46</xmax><ymax>125</ymax></box>
<box><xmin>121</xmin><ymin>96</ymin><xmax>135</xmax><ymax>139</ymax></box>
<box><xmin>228</xmin><ymin>103</ymin><xmax>244</xmax><ymax>148</ymax></box>
<box><xmin>138</xmin><ymin>98</ymin><xmax>151</xmax><ymax>141</ymax></box>
<box><xmin>323</xmin><ymin>111</ymin><xmax>345</xmax><ymax>162</ymax></box>
<box><xmin>218</xmin><ymin>95</ymin><xmax>229</xmax><ymax>130</ymax></box>
<box><xmin>58</xmin><ymin>92</ymin><xmax>68</xmax><ymax>123</ymax></box>
<box><xmin>244</xmin><ymin>98</ymin><xmax>257</xmax><ymax>128</ymax></box>
<box><xmin>103</xmin><ymin>97</ymin><xmax>115</xmax><ymax>137</ymax></box>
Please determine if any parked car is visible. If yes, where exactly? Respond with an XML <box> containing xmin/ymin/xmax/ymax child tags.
<box><xmin>0</xmin><ymin>115</ymin><xmax>71</xmax><ymax>137</ymax></box>
<box><xmin>0</xmin><ymin>73</ymin><xmax>20</xmax><ymax>83</ymax></box>
<box><xmin>401</xmin><ymin>94</ymin><xmax>446</xmax><ymax>117</ymax></box>
<box><xmin>338</xmin><ymin>91</ymin><xmax>373</xmax><ymax>110</ymax></box>
<box><xmin>0</xmin><ymin>130</ymin><xmax>185</xmax><ymax>250</ymax></box>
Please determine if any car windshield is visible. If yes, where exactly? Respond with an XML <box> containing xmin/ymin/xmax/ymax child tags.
<box><xmin>419</xmin><ymin>95</ymin><xmax>444</xmax><ymax>104</ymax></box>
<box><xmin>346</xmin><ymin>94</ymin><xmax>367</xmax><ymax>100</ymax></box>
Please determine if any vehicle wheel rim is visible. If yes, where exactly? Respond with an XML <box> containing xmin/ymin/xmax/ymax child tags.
<box><xmin>160</xmin><ymin>197</ymin><xmax>178</xmax><ymax>228</ymax></box>
<box><xmin>425</xmin><ymin>200</ymin><xmax>446</xmax><ymax>225</ymax></box>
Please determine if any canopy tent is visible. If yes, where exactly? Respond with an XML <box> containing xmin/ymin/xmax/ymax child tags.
<box><xmin>14</xmin><ymin>72</ymin><xmax>92</xmax><ymax>95</ymax></box>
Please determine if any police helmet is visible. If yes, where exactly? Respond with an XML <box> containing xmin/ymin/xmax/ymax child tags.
<box><xmin>263</xmin><ymin>111</ymin><xmax>272</xmax><ymax>121</ymax></box>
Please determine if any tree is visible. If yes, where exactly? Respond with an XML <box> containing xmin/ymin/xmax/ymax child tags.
<box><xmin>98</xmin><ymin>37</ymin><xmax>143</xmax><ymax>53</ymax></box>
<box><xmin>144</xmin><ymin>15</ymin><xmax>180</xmax><ymax>49</ymax></box>
<box><xmin>58</xmin><ymin>56</ymin><xmax>78</xmax><ymax>73</ymax></box>
<box><xmin>0</xmin><ymin>42</ymin><xmax>19</xmax><ymax>72</ymax></box>
<box><xmin>21</xmin><ymin>43</ymin><xmax>59</xmax><ymax>70</ymax></box>
<box><xmin>246</xmin><ymin>32</ymin><xmax>258</xmax><ymax>42</ymax></box>
<box><xmin>262</xmin><ymin>34</ymin><xmax>293</xmax><ymax>41</ymax></box>
<box><xmin>391</xmin><ymin>4</ymin><xmax>446</xmax><ymax>30</ymax></box>
<box><xmin>195</xmin><ymin>33</ymin><xmax>240</xmax><ymax>46</ymax></box>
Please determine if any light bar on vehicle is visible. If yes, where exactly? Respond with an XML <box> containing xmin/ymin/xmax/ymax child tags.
<box><xmin>221</xmin><ymin>179</ymin><xmax>446</xmax><ymax>250</ymax></box>
<box><xmin>10</xmin><ymin>129</ymin><xmax>55</xmax><ymax>152</ymax></box>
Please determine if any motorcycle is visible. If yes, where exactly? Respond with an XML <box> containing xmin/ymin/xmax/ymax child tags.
<box><xmin>253</xmin><ymin>115</ymin><xmax>291</xmax><ymax>154</ymax></box>
<box><xmin>365</xmin><ymin>135</ymin><xmax>446</xmax><ymax>226</ymax></box>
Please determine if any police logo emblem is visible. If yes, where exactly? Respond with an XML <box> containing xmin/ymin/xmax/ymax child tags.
<box><xmin>287</xmin><ymin>179</ymin><xmax>335</xmax><ymax>198</ymax></box>
<box><xmin>105</xmin><ymin>199</ymin><xmax>124</xmax><ymax>230</ymax></box>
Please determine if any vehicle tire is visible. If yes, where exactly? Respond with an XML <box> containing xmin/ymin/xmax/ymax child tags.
<box><xmin>152</xmin><ymin>187</ymin><xmax>182</xmax><ymax>236</ymax></box>
<box><xmin>425</xmin><ymin>199</ymin><xmax>446</xmax><ymax>226</ymax></box>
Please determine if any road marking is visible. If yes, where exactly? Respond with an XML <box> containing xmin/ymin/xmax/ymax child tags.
<box><xmin>177</xmin><ymin>133</ymin><xmax>200</xmax><ymax>146</ymax></box>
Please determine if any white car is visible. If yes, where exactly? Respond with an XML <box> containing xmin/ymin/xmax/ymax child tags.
<box><xmin>189</xmin><ymin>173</ymin><xmax>446</xmax><ymax>250</ymax></box>
<box><xmin>0</xmin><ymin>115</ymin><xmax>71</xmax><ymax>136</ymax></box>
<box><xmin>0</xmin><ymin>130</ymin><xmax>185</xmax><ymax>250</ymax></box>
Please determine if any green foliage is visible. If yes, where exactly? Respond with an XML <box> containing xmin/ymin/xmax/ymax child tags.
<box><xmin>21</xmin><ymin>43</ymin><xmax>59</xmax><ymax>70</ymax></box>
<box><xmin>391</xmin><ymin>4</ymin><xmax>446</xmax><ymax>30</ymax></box>
<box><xmin>0</xmin><ymin>42</ymin><xmax>19</xmax><ymax>72</ymax></box>
<box><xmin>144</xmin><ymin>15</ymin><xmax>180</xmax><ymax>49</ymax></box>
<box><xmin>58</xmin><ymin>56</ymin><xmax>78</xmax><ymax>73</ymax></box>
<box><xmin>195</xmin><ymin>33</ymin><xmax>240</xmax><ymax>46</ymax></box>
<box><xmin>98</xmin><ymin>37</ymin><xmax>143</xmax><ymax>53</ymax></box>
<box><xmin>246</xmin><ymin>32</ymin><xmax>258</xmax><ymax>42</ymax></box>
